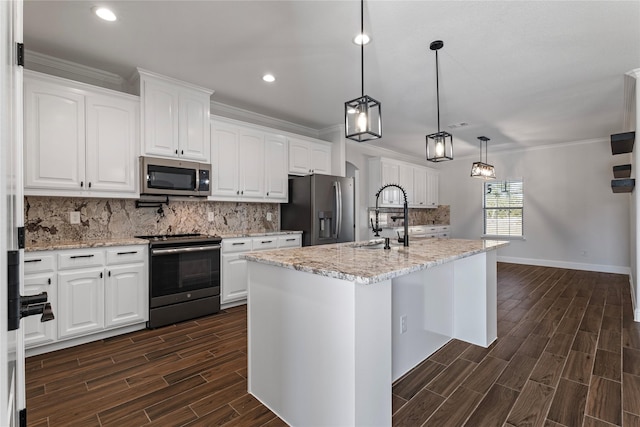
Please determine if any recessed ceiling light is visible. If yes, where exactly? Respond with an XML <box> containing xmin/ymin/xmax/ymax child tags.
<box><xmin>92</xmin><ymin>6</ymin><xmax>117</xmax><ymax>22</ymax></box>
<box><xmin>262</xmin><ymin>74</ymin><xmax>276</xmax><ymax>83</ymax></box>
<box><xmin>353</xmin><ymin>33</ymin><xmax>370</xmax><ymax>45</ymax></box>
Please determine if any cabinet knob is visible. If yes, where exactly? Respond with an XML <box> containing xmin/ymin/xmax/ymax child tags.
<box><xmin>237</xmin><ymin>190</ymin><xmax>240</xmax><ymax>195</ymax></box>
<box><xmin>266</xmin><ymin>192</ymin><xmax>269</xmax><ymax>196</ymax></box>
<box><xmin>99</xmin><ymin>272</ymin><xmax>103</xmax><ymax>278</ymax></box>
<box><xmin>88</xmin><ymin>182</ymin><xmax>92</xmax><ymax>188</ymax></box>
<box><xmin>108</xmin><ymin>271</ymin><xmax>111</xmax><ymax>277</ymax></box>
<box><xmin>80</xmin><ymin>181</ymin><xmax>83</xmax><ymax>188</ymax></box>
<box><xmin>47</xmin><ymin>278</ymin><xmax>51</xmax><ymax>285</ymax></box>
<box><xmin>181</xmin><ymin>150</ymin><xmax>184</xmax><ymax>155</ymax></box>
<box><xmin>241</xmin><ymin>190</ymin><xmax>244</xmax><ymax>195</ymax></box>
<box><xmin>175</xmin><ymin>149</ymin><xmax>178</xmax><ymax>154</ymax></box>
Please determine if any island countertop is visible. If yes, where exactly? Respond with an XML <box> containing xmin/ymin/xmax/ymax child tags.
<box><xmin>243</xmin><ymin>237</ymin><xmax>508</xmax><ymax>284</ymax></box>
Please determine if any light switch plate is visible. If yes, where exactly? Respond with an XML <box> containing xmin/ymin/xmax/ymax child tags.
<box><xmin>69</xmin><ymin>211</ymin><xmax>81</xmax><ymax>224</ymax></box>
<box><xmin>267</xmin><ymin>212</ymin><xmax>273</xmax><ymax>221</ymax></box>
<box><xmin>208</xmin><ymin>212</ymin><xmax>214</xmax><ymax>222</ymax></box>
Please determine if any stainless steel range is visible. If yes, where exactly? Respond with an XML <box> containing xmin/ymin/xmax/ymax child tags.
<box><xmin>136</xmin><ymin>233</ymin><xmax>222</xmax><ymax>328</ymax></box>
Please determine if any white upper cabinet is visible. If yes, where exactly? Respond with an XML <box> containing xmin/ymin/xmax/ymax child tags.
<box><xmin>210</xmin><ymin>117</ymin><xmax>288</xmax><ymax>203</ymax></box>
<box><xmin>24</xmin><ymin>71</ymin><xmax>138</xmax><ymax>198</ymax></box>
<box><xmin>288</xmin><ymin>137</ymin><xmax>332</xmax><ymax>176</ymax></box>
<box><xmin>85</xmin><ymin>94</ymin><xmax>137</xmax><ymax>193</ymax></box>
<box><xmin>138</xmin><ymin>69</ymin><xmax>212</xmax><ymax>163</ymax></box>
<box><xmin>369</xmin><ymin>157</ymin><xmax>438</xmax><ymax>209</ymax></box>
<box><xmin>264</xmin><ymin>134</ymin><xmax>288</xmax><ymax>200</ymax></box>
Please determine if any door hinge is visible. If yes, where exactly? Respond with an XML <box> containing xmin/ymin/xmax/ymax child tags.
<box><xmin>19</xmin><ymin>408</ymin><xmax>26</xmax><ymax>427</ymax></box>
<box><xmin>16</xmin><ymin>43</ymin><xmax>24</xmax><ymax>67</ymax></box>
<box><xmin>7</xmin><ymin>250</ymin><xmax>20</xmax><ymax>331</ymax></box>
<box><xmin>18</xmin><ymin>226</ymin><xmax>25</xmax><ymax>249</ymax></box>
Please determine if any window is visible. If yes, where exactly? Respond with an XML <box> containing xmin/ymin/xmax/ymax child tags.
<box><xmin>483</xmin><ymin>179</ymin><xmax>523</xmax><ymax>237</ymax></box>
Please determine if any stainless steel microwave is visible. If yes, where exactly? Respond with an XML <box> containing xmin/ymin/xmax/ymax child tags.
<box><xmin>140</xmin><ymin>156</ymin><xmax>211</xmax><ymax>196</ymax></box>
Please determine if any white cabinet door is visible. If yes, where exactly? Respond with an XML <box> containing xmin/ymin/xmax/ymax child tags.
<box><xmin>238</xmin><ymin>129</ymin><xmax>265</xmax><ymax>198</ymax></box>
<box><xmin>289</xmin><ymin>138</ymin><xmax>312</xmax><ymax>175</ymax></box>
<box><xmin>58</xmin><ymin>268</ymin><xmax>104</xmax><ymax>339</ymax></box>
<box><xmin>413</xmin><ymin>167</ymin><xmax>428</xmax><ymax>207</ymax></box>
<box><xmin>380</xmin><ymin>160</ymin><xmax>400</xmax><ymax>206</ymax></box>
<box><xmin>221</xmin><ymin>252</ymin><xmax>249</xmax><ymax>303</ymax></box>
<box><xmin>105</xmin><ymin>264</ymin><xmax>147</xmax><ymax>328</ymax></box>
<box><xmin>23</xmin><ymin>273</ymin><xmax>57</xmax><ymax>348</ymax></box>
<box><xmin>24</xmin><ymin>78</ymin><xmax>86</xmax><ymax>191</ymax></box>
<box><xmin>398</xmin><ymin>165</ymin><xmax>414</xmax><ymax>206</ymax></box>
<box><xmin>211</xmin><ymin>122</ymin><xmax>240</xmax><ymax>197</ymax></box>
<box><xmin>178</xmin><ymin>89</ymin><xmax>210</xmax><ymax>162</ymax></box>
<box><xmin>85</xmin><ymin>93</ymin><xmax>138</xmax><ymax>194</ymax></box>
<box><xmin>264</xmin><ymin>134</ymin><xmax>288</xmax><ymax>201</ymax></box>
<box><xmin>141</xmin><ymin>78</ymin><xmax>180</xmax><ymax>158</ymax></box>
<box><xmin>426</xmin><ymin>169</ymin><xmax>439</xmax><ymax>208</ymax></box>
<box><xmin>288</xmin><ymin>138</ymin><xmax>332</xmax><ymax>175</ymax></box>
<box><xmin>311</xmin><ymin>143</ymin><xmax>332</xmax><ymax>175</ymax></box>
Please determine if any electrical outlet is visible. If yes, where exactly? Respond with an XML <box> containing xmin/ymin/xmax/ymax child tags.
<box><xmin>69</xmin><ymin>211</ymin><xmax>81</xmax><ymax>224</ymax></box>
<box><xmin>208</xmin><ymin>212</ymin><xmax>214</xmax><ymax>222</ymax></box>
<box><xmin>400</xmin><ymin>315</ymin><xmax>407</xmax><ymax>334</ymax></box>
<box><xmin>267</xmin><ymin>212</ymin><xmax>273</xmax><ymax>222</ymax></box>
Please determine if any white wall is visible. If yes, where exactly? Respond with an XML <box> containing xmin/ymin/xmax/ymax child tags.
<box><xmin>439</xmin><ymin>139</ymin><xmax>630</xmax><ymax>274</ymax></box>
<box><xmin>628</xmin><ymin>69</ymin><xmax>639</xmax><ymax>321</ymax></box>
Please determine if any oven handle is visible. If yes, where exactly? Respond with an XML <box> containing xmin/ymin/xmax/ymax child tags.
<box><xmin>151</xmin><ymin>245</ymin><xmax>221</xmax><ymax>256</ymax></box>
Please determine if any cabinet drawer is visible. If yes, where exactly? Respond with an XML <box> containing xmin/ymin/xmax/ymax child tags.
<box><xmin>58</xmin><ymin>250</ymin><xmax>105</xmax><ymax>270</ymax></box>
<box><xmin>252</xmin><ymin>237</ymin><xmax>278</xmax><ymax>251</ymax></box>
<box><xmin>222</xmin><ymin>238</ymin><xmax>252</xmax><ymax>253</ymax></box>
<box><xmin>277</xmin><ymin>234</ymin><xmax>301</xmax><ymax>248</ymax></box>
<box><xmin>24</xmin><ymin>253</ymin><xmax>55</xmax><ymax>274</ymax></box>
<box><xmin>106</xmin><ymin>246</ymin><xmax>146</xmax><ymax>265</ymax></box>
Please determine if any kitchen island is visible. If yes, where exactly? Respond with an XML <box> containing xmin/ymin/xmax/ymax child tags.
<box><xmin>244</xmin><ymin>238</ymin><xmax>508</xmax><ymax>427</ymax></box>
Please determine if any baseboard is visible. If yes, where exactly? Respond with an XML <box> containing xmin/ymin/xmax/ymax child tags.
<box><xmin>497</xmin><ymin>256</ymin><xmax>631</xmax><ymax>275</ymax></box>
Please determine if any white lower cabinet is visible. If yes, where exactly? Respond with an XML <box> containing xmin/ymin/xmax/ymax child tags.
<box><xmin>58</xmin><ymin>268</ymin><xmax>105</xmax><ymax>339</ymax></box>
<box><xmin>23</xmin><ymin>272</ymin><xmax>57</xmax><ymax>348</ymax></box>
<box><xmin>221</xmin><ymin>234</ymin><xmax>301</xmax><ymax>304</ymax></box>
<box><xmin>105</xmin><ymin>263</ymin><xmax>147</xmax><ymax>328</ymax></box>
<box><xmin>24</xmin><ymin>245</ymin><xmax>148</xmax><ymax>351</ymax></box>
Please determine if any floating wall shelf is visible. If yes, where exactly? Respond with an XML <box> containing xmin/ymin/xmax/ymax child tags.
<box><xmin>611</xmin><ymin>179</ymin><xmax>635</xmax><ymax>193</ymax></box>
<box><xmin>613</xmin><ymin>164</ymin><xmax>632</xmax><ymax>179</ymax></box>
<box><xmin>610</xmin><ymin>131</ymin><xmax>635</xmax><ymax>155</ymax></box>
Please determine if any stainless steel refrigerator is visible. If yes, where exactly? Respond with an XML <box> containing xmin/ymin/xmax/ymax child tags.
<box><xmin>281</xmin><ymin>174</ymin><xmax>355</xmax><ymax>246</ymax></box>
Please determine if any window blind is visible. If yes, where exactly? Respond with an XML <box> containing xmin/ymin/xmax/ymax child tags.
<box><xmin>483</xmin><ymin>179</ymin><xmax>523</xmax><ymax>237</ymax></box>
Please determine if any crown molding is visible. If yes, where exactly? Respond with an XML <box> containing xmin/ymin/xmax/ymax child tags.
<box><xmin>24</xmin><ymin>50</ymin><xmax>128</xmax><ymax>92</ymax></box>
<box><xmin>210</xmin><ymin>100</ymin><xmax>321</xmax><ymax>139</ymax></box>
<box><xmin>346</xmin><ymin>140</ymin><xmax>435</xmax><ymax>167</ymax></box>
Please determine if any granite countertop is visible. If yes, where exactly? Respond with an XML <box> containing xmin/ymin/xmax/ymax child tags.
<box><xmin>26</xmin><ymin>237</ymin><xmax>150</xmax><ymax>252</ymax></box>
<box><xmin>219</xmin><ymin>230</ymin><xmax>302</xmax><ymax>239</ymax></box>
<box><xmin>243</xmin><ymin>238</ymin><xmax>508</xmax><ymax>285</ymax></box>
<box><xmin>26</xmin><ymin>230</ymin><xmax>303</xmax><ymax>251</ymax></box>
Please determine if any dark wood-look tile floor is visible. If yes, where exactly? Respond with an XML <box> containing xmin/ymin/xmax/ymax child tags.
<box><xmin>26</xmin><ymin>263</ymin><xmax>640</xmax><ymax>426</ymax></box>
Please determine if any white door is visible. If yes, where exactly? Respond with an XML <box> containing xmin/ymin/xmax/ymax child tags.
<box><xmin>264</xmin><ymin>134</ymin><xmax>287</xmax><ymax>201</ymax></box>
<box><xmin>142</xmin><ymin>78</ymin><xmax>179</xmax><ymax>158</ymax></box>
<box><xmin>238</xmin><ymin>129</ymin><xmax>265</xmax><ymax>198</ymax></box>
<box><xmin>105</xmin><ymin>264</ymin><xmax>146</xmax><ymax>327</ymax></box>
<box><xmin>221</xmin><ymin>253</ymin><xmax>249</xmax><ymax>303</ymax></box>
<box><xmin>210</xmin><ymin>122</ymin><xmax>239</xmax><ymax>197</ymax></box>
<box><xmin>310</xmin><ymin>142</ymin><xmax>332</xmax><ymax>175</ymax></box>
<box><xmin>178</xmin><ymin>89</ymin><xmax>210</xmax><ymax>162</ymax></box>
<box><xmin>1</xmin><ymin>1</ymin><xmax>24</xmax><ymax>425</ymax></box>
<box><xmin>57</xmin><ymin>269</ymin><xmax>104</xmax><ymax>339</ymax></box>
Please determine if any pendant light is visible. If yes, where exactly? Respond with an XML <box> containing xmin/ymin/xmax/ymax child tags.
<box><xmin>426</xmin><ymin>40</ymin><xmax>453</xmax><ymax>162</ymax></box>
<box><xmin>345</xmin><ymin>0</ymin><xmax>382</xmax><ymax>142</ymax></box>
<box><xmin>471</xmin><ymin>136</ymin><xmax>496</xmax><ymax>179</ymax></box>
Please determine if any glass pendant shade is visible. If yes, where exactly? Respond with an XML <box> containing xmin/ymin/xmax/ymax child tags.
<box><xmin>345</xmin><ymin>95</ymin><xmax>382</xmax><ymax>142</ymax></box>
<box><xmin>471</xmin><ymin>136</ymin><xmax>496</xmax><ymax>179</ymax></box>
<box><xmin>426</xmin><ymin>130</ymin><xmax>453</xmax><ymax>162</ymax></box>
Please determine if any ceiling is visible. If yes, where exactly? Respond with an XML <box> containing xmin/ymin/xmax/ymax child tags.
<box><xmin>23</xmin><ymin>0</ymin><xmax>640</xmax><ymax>160</ymax></box>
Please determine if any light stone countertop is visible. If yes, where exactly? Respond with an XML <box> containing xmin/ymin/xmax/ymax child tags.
<box><xmin>243</xmin><ymin>238</ymin><xmax>509</xmax><ymax>285</ymax></box>
<box><xmin>26</xmin><ymin>230</ymin><xmax>303</xmax><ymax>251</ymax></box>
<box><xmin>26</xmin><ymin>237</ymin><xmax>150</xmax><ymax>252</ymax></box>
<box><xmin>218</xmin><ymin>230</ymin><xmax>302</xmax><ymax>239</ymax></box>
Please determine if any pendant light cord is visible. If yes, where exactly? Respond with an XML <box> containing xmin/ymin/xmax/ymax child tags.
<box><xmin>435</xmin><ymin>48</ymin><xmax>440</xmax><ymax>133</ymax></box>
<box><xmin>360</xmin><ymin>0</ymin><xmax>364</xmax><ymax>97</ymax></box>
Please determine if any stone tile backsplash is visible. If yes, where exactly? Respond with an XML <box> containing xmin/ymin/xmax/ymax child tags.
<box><xmin>368</xmin><ymin>205</ymin><xmax>450</xmax><ymax>227</ymax></box>
<box><xmin>24</xmin><ymin>196</ymin><xmax>279</xmax><ymax>245</ymax></box>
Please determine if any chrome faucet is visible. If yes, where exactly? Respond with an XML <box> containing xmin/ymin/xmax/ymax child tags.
<box><xmin>372</xmin><ymin>184</ymin><xmax>409</xmax><ymax>247</ymax></box>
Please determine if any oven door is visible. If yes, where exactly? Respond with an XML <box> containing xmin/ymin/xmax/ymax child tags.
<box><xmin>149</xmin><ymin>245</ymin><xmax>221</xmax><ymax>308</ymax></box>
